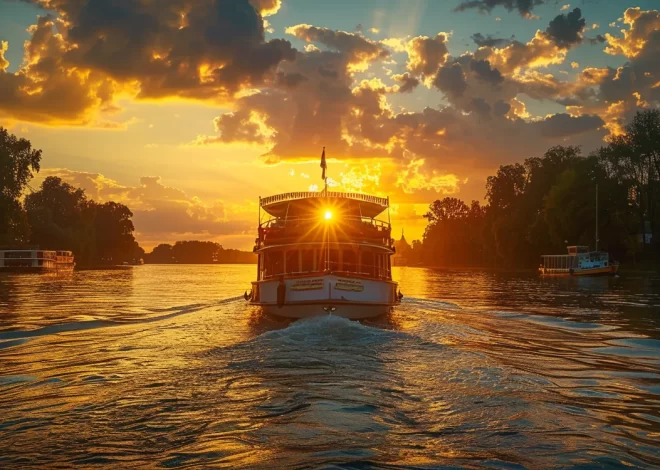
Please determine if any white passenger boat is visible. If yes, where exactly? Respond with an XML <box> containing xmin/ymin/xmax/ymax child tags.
<box><xmin>539</xmin><ymin>245</ymin><xmax>619</xmax><ymax>276</ymax></box>
<box><xmin>538</xmin><ymin>185</ymin><xmax>619</xmax><ymax>277</ymax></box>
<box><xmin>0</xmin><ymin>250</ymin><xmax>75</xmax><ymax>273</ymax></box>
<box><xmin>248</xmin><ymin>151</ymin><xmax>400</xmax><ymax>319</ymax></box>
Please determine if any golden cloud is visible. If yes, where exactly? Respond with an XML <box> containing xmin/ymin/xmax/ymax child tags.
<box><xmin>0</xmin><ymin>0</ymin><xmax>295</xmax><ymax>126</ymax></box>
<box><xmin>0</xmin><ymin>41</ymin><xmax>9</xmax><ymax>71</ymax></box>
<box><xmin>405</xmin><ymin>33</ymin><xmax>450</xmax><ymax>83</ymax></box>
<box><xmin>33</xmin><ymin>169</ymin><xmax>253</xmax><ymax>247</ymax></box>
<box><xmin>605</xmin><ymin>7</ymin><xmax>660</xmax><ymax>58</ymax></box>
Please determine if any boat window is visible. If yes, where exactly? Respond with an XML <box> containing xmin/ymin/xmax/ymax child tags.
<box><xmin>328</xmin><ymin>249</ymin><xmax>339</xmax><ymax>272</ymax></box>
<box><xmin>343</xmin><ymin>249</ymin><xmax>357</xmax><ymax>273</ymax></box>
<box><xmin>317</xmin><ymin>249</ymin><xmax>326</xmax><ymax>272</ymax></box>
<box><xmin>286</xmin><ymin>251</ymin><xmax>299</xmax><ymax>274</ymax></box>
<box><xmin>263</xmin><ymin>251</ymin><xmax>284</xmax><ymax>277</ymax></box>
<box><xmin>379</xmin><ymin>254</ymin><xmax>387</xmax><ymax>278</ymax></box>
<box><xmin>5</xmin><ymin>251</ymin><xmax>31</xmax><ymax>259</ymax></box>
<box><xmin>301</xmin><ymin>250</ymin><xmax>315</xmax><ymax>273</ymax></box>
<box><xmin>361</xmin><ymin>251</ymin><xmax>375</xmax><ymax>277</ymax></box>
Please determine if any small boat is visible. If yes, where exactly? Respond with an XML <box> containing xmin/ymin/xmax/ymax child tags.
<box><xmin>539</xmin><ymin>184</ymin><xmax>619</xmax><ymax>277</ymax></box>
<box><xmin>539</xmin><ymin>246</ymin><xmax>619</xmax><ymax>276</ymax></box>
<box><xmin>0</xmin><ymin>250</ymin><xmax>75</xmax><ymax>273</ymax></box>
<box><xmin>248</xmin><ymin>149</ymin><xmax>400</xmax><ymax>319</ymax></box>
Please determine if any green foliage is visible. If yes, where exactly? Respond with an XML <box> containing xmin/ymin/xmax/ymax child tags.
<box><xmin>422</xmin><ymin>198</ymin><xmax>486</xmax><ymax>266</ymax></box>
<box><xmin>0</xmin><ymin>127</ymin><xmax>41</xmax><ymax>245</ymax></box>
<box><xmin>24</xmin><ymin>176</ymin><xmax>141</xmax><ymax>266</ymax></box>
<box><xmin>420</xmin><ymin>110</ymin><xmax>660</xmax><ymax>269</ymax></box>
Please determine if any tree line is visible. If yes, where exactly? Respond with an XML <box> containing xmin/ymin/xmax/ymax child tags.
<box><xmin>145</xmin><ymin>241</ymin><xmax>256</xmax><ymax>264</ymax></box>
<box><xmin>1</xmin><ymin>127</ymin><xmax>143</xmax><ymax>265</ymax></box>
<box><xmin>413</xmin><ymin>110</ymin><xmax>660</xmax><ymax>270</ymax></box>
<box><xmin>0</xmin><ymin>127</ymin><xmax>256</xmax><ymax>266</ymax></box>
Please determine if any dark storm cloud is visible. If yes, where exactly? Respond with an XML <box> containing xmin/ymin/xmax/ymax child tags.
<box><xmin>454</xmin><ymin>0</ymin><xmax>543</xmax><ymax>18</ymax></box>
<box><xmin>66</xmin><ymin>0</ymin><xmax>295</xmax><ymax>95</ymax></box>
<box><xmin>469</xmin><ymin>59</ymin><xmax>504</xmax><ymax>85</ymax></box>
<box><xmin>545</xmin><ymin>8</ymin><xmax>587</xmax><ymax>47</ymax></box>
<box><xmin>493</xmin><ymin>100</ymin><xmax>511</xmax><ymax>116</ymax></box>
<box><xmin>392</xmin><ymin>73</ymin><xmax>420</xmax><ymax>93</ymax></box>
<box><xmin>433</xmin><ymin>62</ymin><xmax>467</xmax><ymax>97</ymax></box>
<box><xmin>587</xmin><ymin>34</ymin><xmax>607</xmax><ymax>45</ymax></box>
<box><xmin>470</xmin><ymin>97</ymin><xmax>492</xmax><ymax>119</ymax></box>
<box><xmin>5</xmin><ymin>0</ymin><xmax>296</xmax><ymax>114</ymax></box>
<box><xmin>276</xmin><ymin>71</ymin><xmax>308</xmax><ymax>88</ymax></box>
<box><xmin>533</xmin><ymin>113</ymin><xmax>604</xmax><ymax>138</ymax></box>
<box><xmin>285</xmin><ymin>24</ymin><xmax>390</xmax><ymax>62</ymax></box>
<box><xmin>471</xmin><ymin>33</ymin><xmax>515</xmax><ymax>48</ymax></box>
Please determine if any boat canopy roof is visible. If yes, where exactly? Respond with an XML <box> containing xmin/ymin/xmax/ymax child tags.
<box><xmin>260</xmin><ymin>191</ymin><xmax>389</xmax><ymax>218</ymax></box>
<box><xmin>567</xmin><ymin>245</ymin><xmax>589</xmax><ymax>254</ymax></box>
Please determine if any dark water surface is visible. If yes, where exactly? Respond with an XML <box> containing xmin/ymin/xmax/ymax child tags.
<box><xmin>1</xmin><ymin>266</ymin><xmax>659</xmax><ymax>469</ymax></box>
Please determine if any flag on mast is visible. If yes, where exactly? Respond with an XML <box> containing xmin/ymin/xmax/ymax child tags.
<box><xmin>320</xmin><ymin>147</ymin><xmax>327</xmax><ymax>181</ymax></box>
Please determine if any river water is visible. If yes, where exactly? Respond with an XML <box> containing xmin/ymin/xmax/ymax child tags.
<box><xmin>0</xmin><ymin>265</ymin><xmax>659</xmax><ymax>469</ymax></box>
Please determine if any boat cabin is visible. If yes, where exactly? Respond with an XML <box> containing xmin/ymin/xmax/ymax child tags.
<box><xmin>255</xmin><ymin>192</ymin><xmax>394</xmax><ymax>281</ymax></box>
<box><xmin>0</xmin><ymin>250</ymin><xmax>75</xmax><ymax>271</ymax></box>
<box><xmin>540</xmin><ymin>245</ymin><xmax>610</xmax><ymax>274</ymax></box>
<box><xmin>0</xmin><ymin>250</ymin><xmax>57</xmax><ymax>269</ymax></box>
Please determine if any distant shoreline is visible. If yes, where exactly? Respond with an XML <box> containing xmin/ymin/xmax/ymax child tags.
<box><xmin>395</xmin><ymin>265</ymin><xmax>659</xmax><ymax>276</ymax></box>
<box><xmin>73</xmin><ymin>262</ymin><xmax>256</xmax><ymax>270</ymax></box>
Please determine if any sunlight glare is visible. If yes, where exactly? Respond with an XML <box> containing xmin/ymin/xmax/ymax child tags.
<box><xmin>324</xmin><ymin>210</ymin><xmax>333</xmax><ymax>221</ymax></box>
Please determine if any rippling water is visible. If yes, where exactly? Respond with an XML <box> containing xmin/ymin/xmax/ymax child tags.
<box><xmin>1</xmin><ymin>266</ymin><xmax>659</xmax><ymax>469</ymax></box>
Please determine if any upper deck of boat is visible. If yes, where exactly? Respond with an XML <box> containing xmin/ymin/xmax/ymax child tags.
<box><xmin>260</xmin><ymin>191</ymin><xmax>389</xmax><ymax>218</ymax></box>
<box><xmin>256</xmin><ymin>191</ymin><xmax>392</xmax><ymax>251</ymax></box>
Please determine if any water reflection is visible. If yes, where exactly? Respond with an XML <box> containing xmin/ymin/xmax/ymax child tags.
<box><xmin>0</xmin><ymin>265</ymin><xmax>659</xmax><ymax>468</ymax></box>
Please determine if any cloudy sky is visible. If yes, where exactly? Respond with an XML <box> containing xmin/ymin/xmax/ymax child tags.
<box><xmin>1</xmin><ymin>0</ymin><xmax>658</xmax><ymax>250</ymax></box>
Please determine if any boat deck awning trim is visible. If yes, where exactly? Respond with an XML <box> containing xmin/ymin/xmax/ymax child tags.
<box><xmin>260</xmin><ymin>191</ymin><xmax>389</xmax><ymax>218</ymax></box>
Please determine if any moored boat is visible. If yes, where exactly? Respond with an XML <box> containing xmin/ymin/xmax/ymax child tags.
<box><xmin>539</xmin><ymin>184</ymin><xmax>619</xmax><ymax>277</ymax></box>
<box><xmin>248</xmin><ymin>149</ymin><xmax>400</xmax><ymax>319</ymax></box>
<box><xmin>0</xmin><ymin>250</ymin><xmax>75</xmax><ymax>273</ymax></box>
<box><xmin>539</xmin><ymin>246</ymin><xmax>619</xmax><ymax>276</ymax></box>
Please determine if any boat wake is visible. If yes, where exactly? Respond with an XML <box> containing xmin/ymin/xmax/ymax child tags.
<box><xmin>0</xmin><ymin>295</ymin><xmax>245</xmax><ymax>343</ymax></box>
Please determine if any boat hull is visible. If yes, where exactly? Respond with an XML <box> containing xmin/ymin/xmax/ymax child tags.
<box><xmin>539</xmin><ymin>264</ymin><xmax>619</xmax><ymax>276</ymax></box>
<box><xmin>0</xmin><ymin>264</ymin><xmax>74</xmax><ymax>274</ymax></box>
<box><xmin>260</xmin><ymin>301</ymin><xmax>393</xmax><ymax>319</ymax></box>
<box><xmin>250</xmin><ymin>274</ymin><xmax>398</xmax><ymax>320</ymax></box>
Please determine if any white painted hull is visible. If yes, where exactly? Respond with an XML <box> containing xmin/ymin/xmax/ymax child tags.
<box><xmin>251</xmin><ymin>274</ymin><xmax>398</xmax><ymax>320</ymax></box>
<box><xmin>261</xmin><ymin>302</ymin><xmax>393</xmax><ymax>319</ymax></box>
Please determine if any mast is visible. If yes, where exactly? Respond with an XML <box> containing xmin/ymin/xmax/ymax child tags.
<box><xmin>595</xmin><ymin>184</ymin><xmax>599</xmax><ymax>252</ymax></box>
<box><xmin>258</xmin><ymin>196</ymin><xmax>261</xmax><ymax>280</ymax></box>
<box><xmin>323</xmin><ymin>147</ymin><xmax>329</xmax><ymax>271</ymax></box>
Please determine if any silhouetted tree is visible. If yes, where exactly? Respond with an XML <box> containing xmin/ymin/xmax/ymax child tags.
<box><xmin>25</xmin><ymin>176</ymin><xmax>89</xmax><ymax>255</ymax></box>
<box><xmin>418</xmin><ymin>111</ymin><xmax>660</xmax><ymax>270</ymax></box>
<box><xmin>25</xmin><ymin>176</ymin><xmax>141</xmax><ymax>265</ymax></box>
<box><xmin>0</xmin><ymin>127</ymin><xmax>41</xmax><ymax>245</ymax></box>
<box><xmin>422</xmin><ymin>198</ymin><xmax>486</xmax><ymax>266</ymax></box>
<box><xmin>144</xmin><ymin>244</ymin><xmax>174</xmax><ymax>263</ymax></box>
<box><xmin>93</xmin><ymin>201</ymin><xmax>136</xmax><ymax>263</ymax></box>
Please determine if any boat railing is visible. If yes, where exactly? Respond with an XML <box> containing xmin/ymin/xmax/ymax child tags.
<box><xmin>261</xmin><ymin>263</ymin><xmax>391</xmax><ymax>281</ymax></box>
<box><xmin>255</xmin><ymin>217</ymin><xmax>393</xmax><ymax>250</ymax></box>
<box><xmin>259</xmin><ymin>215</ymin><xmax>390</xmax><ymax>230</ymax></box>
<box><xmin>261</xmin><ymin>191</ymin><xmax>388</xmax><ymax>207</ymax></box>
<box><xmin>2</xmin><ymin>253</ymin><xmax>58</xmax><ymax>260</ymax></box>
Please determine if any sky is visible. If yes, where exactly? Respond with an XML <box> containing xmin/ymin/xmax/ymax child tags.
<box><xmin>0</xmin><ymin>0</ymin><xmax>659</xmax><ymax>250</ymax></box>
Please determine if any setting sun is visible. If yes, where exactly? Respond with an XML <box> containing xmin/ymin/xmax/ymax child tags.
<box><xmin>0</xmin><ymin>0</ymin><xmax>659</xmax><ymax>468</ymax></box>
